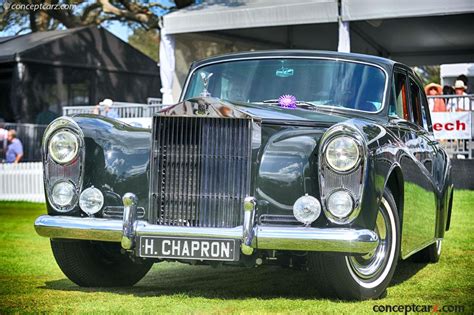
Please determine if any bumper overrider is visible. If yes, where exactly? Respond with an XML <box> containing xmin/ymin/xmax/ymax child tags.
<box><xmin>35</xmin><ymin>193</ymin><xmax>379</xmax><ymax>257</ymax></box>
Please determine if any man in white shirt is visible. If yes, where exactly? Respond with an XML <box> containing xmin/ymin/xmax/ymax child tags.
<box><xmin>448</xmin><ymin>80</ymin><xmax>471</xmax><ymax>111</ymax></box>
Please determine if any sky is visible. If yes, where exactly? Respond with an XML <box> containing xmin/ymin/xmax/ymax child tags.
<box><xmin>105</xmin><ymin>22</ymin><xmax>132</xmax><ymax>42</ymax></box>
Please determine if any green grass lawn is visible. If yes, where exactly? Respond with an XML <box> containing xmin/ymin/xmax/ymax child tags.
<box><xmin>0</xmin><ymin>191</ymin><xmax>473</xmax><ymax>314</ymax></box>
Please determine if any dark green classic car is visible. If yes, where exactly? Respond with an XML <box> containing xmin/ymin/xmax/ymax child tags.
<box><xmin>35</xmin><ymin>51</ymin><xmax>453</xmax><ymax>300</ymax></box>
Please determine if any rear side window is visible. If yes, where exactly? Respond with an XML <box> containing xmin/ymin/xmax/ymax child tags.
<box><xmin>389</xmin><ymin>72</ymin><xmax>409</xmax><ymax>120</ymax></box>
<box><xmin>409</xmin><ymin>78</ymin><xmax>424</xmax><ymax>128</ymax></box>
<box><xmin>419</xmin><ymin>88</ymin><xmax>432</xmax><ymax>131</ymax></box>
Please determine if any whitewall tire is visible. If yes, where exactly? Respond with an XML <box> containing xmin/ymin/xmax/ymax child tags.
<box><xmin>308</xmin><ymin>188</ymin><xmax>400</xmax><ymax>300</ymax></box>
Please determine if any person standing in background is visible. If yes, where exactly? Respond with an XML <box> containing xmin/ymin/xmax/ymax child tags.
<box><xmin>442</xmin><ymin>85</ymin><xmax>455</xmax><ymax>108</ymax></box>
<box><xmin>456</xmin><ymin>74</ymin><xmax>469</xmax><ymax>93</ymax></box>
<box><xmin>424</xmin><ymin>83</ymin><xmax>446</xmax><ymax>112</ymax></box>
<box><xmin>6</xmin><ymin>130</ymin><xmax>23</xmax><ymax>163</ymax></box>
<box><xmin>94</xmin><ymin>99</ymin><xmax>119</xmax><ymax>119</ymax></box>
<box><xmin>448</xmin><ymin>80</ymin><xmax>470</xmax><ymax>111</ymax></box>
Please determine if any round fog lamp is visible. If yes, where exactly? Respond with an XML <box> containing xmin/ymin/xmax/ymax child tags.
<box><xmin>293</xmin><ymin>194</ymin><xmax>321</xmax><ymax>225</ymax></box>
<box><xmin>327</xmin><ymin>190</ymin><xmax>354</xmax><ymax>219</ymax></box>
<box><xmin>48</xmin><ymin>130</ymin><xmax>79</xmax><ymax>164</ymax></box>
<box><xmin>79</xmin><ymin>187</ymin><xmax>104</xmax><ymax>215</ymax></box>
<box><xmin>51</xmin><ymin>181</ymin><xmax>75</xmax><ymax>208</ymax></box>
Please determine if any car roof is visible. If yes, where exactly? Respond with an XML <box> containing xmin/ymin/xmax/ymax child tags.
<box><xmin>191</xmin><ymin>50</ymin><xmax>397</xmax><ymax>70</ymax></box>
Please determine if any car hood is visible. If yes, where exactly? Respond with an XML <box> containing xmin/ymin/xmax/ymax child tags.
<box><xmin>160</xmin><ymin>97</ymin><xmax>350</xmax><ymax>126</ymax></box>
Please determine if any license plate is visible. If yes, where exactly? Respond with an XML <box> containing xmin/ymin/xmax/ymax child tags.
<box><xmin>138</xmin><ymin>236</ymin><xmax>239</xmax><ymax>261</ymax></box>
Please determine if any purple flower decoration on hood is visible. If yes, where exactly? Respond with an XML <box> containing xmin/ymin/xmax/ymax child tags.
<box><xmin>278</xmin><ymin>94</ymin><xmax>297</xmax><ymax>109</ymax></box>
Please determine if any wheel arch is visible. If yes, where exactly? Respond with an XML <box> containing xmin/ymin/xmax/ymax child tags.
<box><xmin>384</xmin><ymin>165</ymin><xmax>404</xmax><ymax>229</ymax></box>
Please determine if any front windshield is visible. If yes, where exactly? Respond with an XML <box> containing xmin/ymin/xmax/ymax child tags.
<box><xmin>184</xmin><ymin>58</ymin><xmax>386</xmax><ymax>112</ymax></box>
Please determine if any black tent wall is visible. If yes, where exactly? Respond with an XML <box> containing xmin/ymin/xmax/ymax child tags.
<box><xmin>0</xmin><ymin>26</ymin><xmax>161</xmax><ymax>123</ymax></box>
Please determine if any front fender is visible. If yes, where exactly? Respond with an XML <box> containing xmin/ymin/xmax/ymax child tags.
<box><xmin>73</xmin><ymin>115</ymin><xmax>151</xmax><ymax>213</ymax></box>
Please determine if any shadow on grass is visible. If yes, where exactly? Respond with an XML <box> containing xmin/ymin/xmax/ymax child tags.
<box><xmin>41</xmin><ymin>265</ymin><xmax>321</xmax><ymax>299</ymax></box>
<box><xmin>390</xmin><ymin>259</ymin><xmax>428</xmax><ymax>286</ymax></box>
<box><xmin>39</xmin><ymin>258</ymin><xmax>428</xmax><ymax>300</ymax></box>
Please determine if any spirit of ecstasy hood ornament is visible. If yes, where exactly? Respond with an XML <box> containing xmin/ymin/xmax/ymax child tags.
<box><xmin>199</xmin><ymin>71</ymin><xmax>213</xmax><ymax>97</ymax></box>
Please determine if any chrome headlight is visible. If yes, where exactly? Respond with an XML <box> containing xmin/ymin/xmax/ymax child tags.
<box><xmin>327</xmin><ymin>190</ymin><xmax>354</xmax><ymax>219</ymax></box>
<box><xmin>51</xmin><ymin>181</ymin><xmax>76</xmax><ymax>209</ymax></box>
<box><xmin>325</xmin><ymin>136</ymin><xmax>360</xmax><ymax>173</ymax></box>
<box><xmin>48</xmin><ymin>130</ymin><xmax>79</xmax><ymax>164</ymax></box>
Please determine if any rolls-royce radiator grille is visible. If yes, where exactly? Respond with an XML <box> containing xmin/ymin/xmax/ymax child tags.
<box><xmin>150</xmin><ymin>116</ymin><xmax>251</xmax><ymax>228</ymax></box>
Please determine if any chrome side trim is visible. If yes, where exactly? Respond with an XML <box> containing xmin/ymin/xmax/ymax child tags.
<box><xmin>35</xmin><ymin>215</ymin><xmax>379</xmax><ymax>254</ymax></box>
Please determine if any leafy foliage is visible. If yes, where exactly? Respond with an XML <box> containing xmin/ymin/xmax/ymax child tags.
<box><xmin>128</xmin><ymin>27</ymin><xmax>159</xmax><ymax>61</ymax></box>
<box><xmin>413</xmin><ymin>65</ymin><xmax>441</xmax><ymax>86</ymax></box>
<box><xmin>0</xmin><ymin>0</ymin><xmax>194</xmax><ymax>34</ymax></box>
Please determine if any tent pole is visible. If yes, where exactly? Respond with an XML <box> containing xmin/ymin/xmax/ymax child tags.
<box><xmin>337</xmin><ymin>17</ymin><xmax>351</xmax><ymax>53</ymax></box>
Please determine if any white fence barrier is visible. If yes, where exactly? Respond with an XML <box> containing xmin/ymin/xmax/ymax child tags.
<box><xmin>0</xmin><ymin>162</ymin><xmax>45</xmax><ymax>203</ymax></box>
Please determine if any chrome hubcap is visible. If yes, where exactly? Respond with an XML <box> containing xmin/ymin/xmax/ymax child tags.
<box><xmin>348</xmin><ymin>205</ymin><xmax>391</xmax><ymax>280</ymax></box>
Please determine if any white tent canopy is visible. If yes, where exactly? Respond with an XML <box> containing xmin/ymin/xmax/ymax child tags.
<box><xmin>164</xmin><ymin>0</ymin><xmax>339</xmax><ymax>35</ymax></box>
<box><xmin>342</xmin><ymin>0</ymin><xmax>473</xmax><ymax>21</ymax></box>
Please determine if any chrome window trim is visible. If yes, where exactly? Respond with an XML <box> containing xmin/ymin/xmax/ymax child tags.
<box><xmin>180</xmin><ymin>56</ymin><xmax>389</xmax><ymax>115</ymax></box>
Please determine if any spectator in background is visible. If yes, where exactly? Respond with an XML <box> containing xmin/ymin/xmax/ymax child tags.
<box><xmin>442</xmin><ymin>85</ymin><xmax>455</xmax><ymax>106</ymax></box>
<box><xmin>424</xmin><ymin>83</ymin><xmax>446</xmax><ymax>112</ymax></box>
<box><xmin>6</xmin><ymin>130</ymin><xmax>23</xmax><ymax>163</ymax></box>
<box><xmin>94</xmin><ymin>99</ymin><xmax>119</xmax><ymax>119</ymax></box>
<box><xmin>448</xmin><ymin>80</ymin><xmax>470</xmax><ymax>111</ymax></box>
<box><xmin>456</xmin><ymin>74</ymin><xmax>469</xmax><ymax>93</ymax></box>
<box><xmin>443</xmin><ymin>85</ymin><xmax>454</xmax><ymax>96</ymax></box>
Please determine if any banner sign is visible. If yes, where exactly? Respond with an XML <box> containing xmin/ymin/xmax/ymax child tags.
<box><xmin>431</xmin><ymin>112</ymin><xmax>472</xmax><ymax>140</ymax></box>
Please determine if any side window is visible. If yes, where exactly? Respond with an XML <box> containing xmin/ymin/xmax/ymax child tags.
<box><xmin>409</xmin><ymin>78</ymin><xmax>424</xmax><ymax>128</ymax></box>
<box><xmin>389</xmin><ymin>71</ymin><xmax>409</xmax><ymax>120</ymax></box>
<box><xmin>419</xmin><ymin>87</ymin><xmax>433</xmax><ymax>131</ymax></box>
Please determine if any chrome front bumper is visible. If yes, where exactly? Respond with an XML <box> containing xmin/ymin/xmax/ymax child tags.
<box><xmin>34</xmin><ymin>194</ymin><xmax>379</xmax><ymax>256</ymax></box>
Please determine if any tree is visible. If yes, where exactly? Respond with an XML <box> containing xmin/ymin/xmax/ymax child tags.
<box><xmin>413</xmin><ymin>65</ymin><xmax>441</xmax><ymax>86</ymax></box>
<box><xmin>1</xmin><ymin>0</ymin><xmax>194</xmax><ymax>34</ymax></box>
<box><xmin>128</xmin><ymin>27</ymin><xmax>159</xmax><ymax>61</ymax></box>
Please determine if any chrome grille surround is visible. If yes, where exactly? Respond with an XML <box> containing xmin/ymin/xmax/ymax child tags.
<box><xmin>149</xmin><ymin>116</ymin><xmax>252</xmax><ymax>228</ymax></box>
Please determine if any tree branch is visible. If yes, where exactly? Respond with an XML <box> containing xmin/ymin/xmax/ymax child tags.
<box><xmin>29</xmin><ymin>11</ymin><xmax>38</xmax><ymax>32</ymax></box>
<box><xmin>81</xmin><ymin>3</ymin><xmax>102</xmax><ymax>23</ymax></box>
